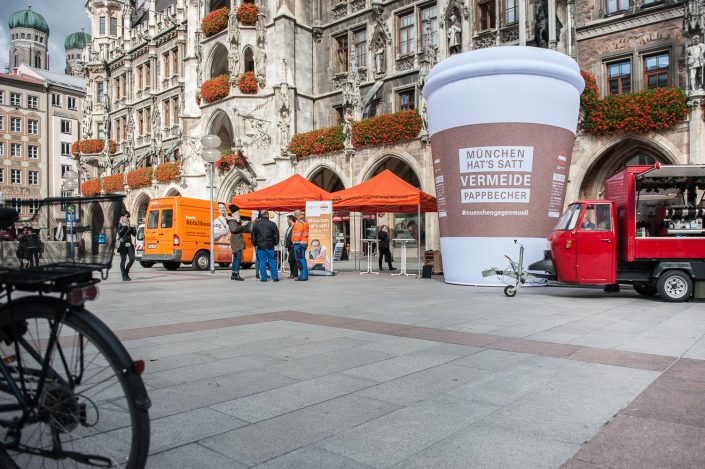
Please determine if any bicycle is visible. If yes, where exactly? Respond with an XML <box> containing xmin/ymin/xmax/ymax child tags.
<box><xmin>0</xmin><ymin>196</ymin><xmax>150</xmax><ymax>468</ymax></box>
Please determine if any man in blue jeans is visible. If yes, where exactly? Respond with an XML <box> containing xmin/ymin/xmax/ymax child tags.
<box><xmin>251</xmin><ymin>209</ymin><xmax>280</xmax><ymax>282</ymax></box>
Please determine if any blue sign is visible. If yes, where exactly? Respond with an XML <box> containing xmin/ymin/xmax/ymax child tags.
<box><xmin>66</xmin><ymin>212</ymin><xmax>76</xmax><ymax>223</ymax></box>
<box><xmin>96</xmin><ymin>233</ymin><xmax>106</xmax><ymax>244</ymax></box>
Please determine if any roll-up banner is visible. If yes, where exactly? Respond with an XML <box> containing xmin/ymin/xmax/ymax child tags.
<box><xmin>305</xmin><ymin>201</ymin><xmax>333</xmax><ymax>273</ymax></box>
<box><xmin>423</xmin><ymin>47</ymin><xmax>584</xmax><ymax>285</ymax></box>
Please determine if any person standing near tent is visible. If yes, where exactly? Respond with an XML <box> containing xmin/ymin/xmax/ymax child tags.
<box><xmin>285</xmin><ymin>215</ymin><xmax>298</xmax><ymax>279</ymax></box>
<box><xmin>378</xmin><ymin>225</ymin><xmax>396</xmax><ymax>271</ymax></box>
<box><xmin>292</xmin><ymin>209</ymin><xmax>309</xmax><ymax>281</ymax></box>
<box><xmin>227</xmin><ymin>204</ymin><xmax>248</xmax><ymax>281</ymax></box>
<box><xmin>251</xmin><ymin>209</ymin><xmax>280</xmax><ymax>282</ymax></box>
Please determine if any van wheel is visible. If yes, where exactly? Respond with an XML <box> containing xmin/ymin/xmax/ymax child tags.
<box><xmin>163</xmin><ymin>261</ymin><xmax>180</xmax><ymax>271</ymax></box>
<box><xmin>193</xmin><ymin>251</ymin><xmax>210</xmax><ymax>271</ymax></box>
<box><xmin>633</xmin><ymin>284</ymin><xmax>657</xmax><ymax>296</ymax></box>
<box><xmin>241</xmin><ymin>263</ymin><xmax>253</xmax><ymax>269</ymax></box>
<box><xmin>657</xmin><ymin>271</ymin><xmax>692</xmax><ymax>302</ymax></box>
<box><xmin>139</xmin><ymin>261</ymin><xmax>155</xmax><ymax>268</ymax></box>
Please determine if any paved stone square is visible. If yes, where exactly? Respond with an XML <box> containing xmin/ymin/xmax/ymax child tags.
<box><xmin>93</xmin><ymin>265</ymin><xmax>705</xmax><ymax>468</ymax></box>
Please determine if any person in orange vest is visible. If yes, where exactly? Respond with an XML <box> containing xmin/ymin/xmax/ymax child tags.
<box><xmin>292</xmin><ymin>209</ymin><xmax>309</xmax><ymax>281</ymax></box>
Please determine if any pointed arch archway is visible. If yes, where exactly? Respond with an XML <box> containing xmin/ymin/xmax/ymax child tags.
<box><xmin>164</xmin><ymin>188</ymin><xmax>182</xmax><ymax>197</ymax></box>
<box><xmin>367</xmin><ymin>155</ymin><xmax>421</xmax><ymax>187</ymax></box>
<box><xmin>243</xmin><ymin>47</ymin><xmax>255</xmax><ymax>73</ymax></box>
<box><xmin>308</xmin><ymin>166</ymin><xmax>345</xmax><ymax>193</ymax></box>
<box><xmin>209</xmin><ymin>43</ymin><xmax>229</xmax><ymax>79</ymax></box>
<box><xmin>208</xmin><ymin>0</ymin><xmax>228</xmax><ymax>13</ymax></box>
<box><xmin>578</xmin><ymin>138</ymin><xmax>678</xmax><ymax>199</ymax></box>
<box><xmin>207</xmin><ymin>110</ymin><xmax>234</xmax><ymax>151</ymax></box>
<box><xmin>132</xmin><ymin>191</ymin><xmax>152</xmax><ymax>223</ymax></box>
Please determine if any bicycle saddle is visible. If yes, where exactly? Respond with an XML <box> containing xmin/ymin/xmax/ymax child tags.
<box><xmin>0</xmin><ymin>208</ymin><xmax>18</xmax><ymax>229</ymax></box>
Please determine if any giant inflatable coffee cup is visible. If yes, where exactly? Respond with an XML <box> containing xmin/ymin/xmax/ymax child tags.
<box><xmin>422</xmin><ymin>47</ymin><xmax>584</xmax><ymax>285</ymax></box>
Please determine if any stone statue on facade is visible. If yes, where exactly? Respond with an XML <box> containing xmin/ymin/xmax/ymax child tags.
<box><xmin>256</xmin><ymin>48</ymin><xmax>267</xmax><ymax>88</ymax></box>
<box><xmin>685</xmin><ymin>0</ymin><xmax>705</xmax><ymax>35</ymax></box>
<box><xmin>343</xmin><ymin>112</ymin><xmax>353</xmax><ymax>150</ymax></box>
<box><xmin>151</xmin><ymin>104</ymin><xmax>163</xmax><ymax>163</ymax></box>
<box><xmin>256</xmin><ymin>13</ymin><xmax>266</xmax><ymax>48</ymax></box>
<box><xmin>447</xmin><ymin>13</ymin><xmax>462</xmax><ymax>55</ymax></box>
<box><xmin>81</xmin><ymin>97</ymin><xmax>93</xmax><ymax>139</ymax></box>
<box><xmin>194</xmin><ymin>31</ymin><xmax>203</xmax><ymax>89</ymax></box>
<box><xmin>374</xmin><ymin>36</ymin><xmax>386</xmax><ymax>75</ymax></box>
<box><xmin>535</xmin><ymin>0</ymin><xmax>548</xmax><ymax>48</ymax></box>
<box><xmin>688</xmin><ymin>35</ymin><xmax>705</xmax><ymax>91</ymax></box>
<box><xmin>228</xmin><ymin>49</ymin><xmax>240</xmax><ymax>85</ymax></box>
<box><xmin>228</xmin><ymin>9</ymin><xmax>240</xmax><ymax>46</ymax></box>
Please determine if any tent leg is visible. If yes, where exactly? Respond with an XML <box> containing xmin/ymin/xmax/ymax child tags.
<box><xmin>417</xmin><ymin>204</ymin><xmax>421</xmax><ymax>278</ymax></box>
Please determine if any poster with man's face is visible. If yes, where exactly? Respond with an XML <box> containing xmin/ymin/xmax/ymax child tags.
<box><xmin>305</xmin><ymin>201</ymin><xmax>333</xmax><ymax>272</ymax></box>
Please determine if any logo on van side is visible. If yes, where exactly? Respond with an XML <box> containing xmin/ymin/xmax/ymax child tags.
<box><xmin>186</xmin><ymin>219</ymin><xmax>210</xmax><ymax>227</ymax></box>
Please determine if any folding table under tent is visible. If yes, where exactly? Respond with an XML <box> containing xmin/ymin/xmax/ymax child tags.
<box><xmin>330</xmin><ymin>169</ymin><xmax>438</xmax><ymax>276</ymax></box>
<box><xmin>230</xmin><ymin>173</ymin><xmax>332</xmax><ymax>212</ymax></box>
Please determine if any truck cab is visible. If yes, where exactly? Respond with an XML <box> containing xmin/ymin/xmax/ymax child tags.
<box><xmin>543</xmin><ymin>164</ymin><xmax>705</xmax><ymax>302</ymax></box>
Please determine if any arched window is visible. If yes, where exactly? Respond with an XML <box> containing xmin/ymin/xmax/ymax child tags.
<box><xmin>21</xmin><ymin>33</ymin><xmax>25</xmax><ymax>39</ymax></box>
<box><xmin>14</xmin><ymin>54</ymin><xmax>18</xmax><ymax>67</ymax></box>
<box><xmin>35</xmin><ymin>53</ymin><xmax>41</xmax><ymax>68</ymax></box>
<box><xmin>244</xmin><ymin>47</ymin><xmax>255</xmax><ymax>73</ymax></box>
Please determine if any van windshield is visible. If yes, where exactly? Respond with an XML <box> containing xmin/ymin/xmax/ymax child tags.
<box><xmin>554</xmin><ymin>204</ymin><xmax>582</xmax><ymax>231</ymax></box>
<box><xmin>147</xmin><ymin>210</ymin><xmax>159</xmax><ymax>229</ymax></box>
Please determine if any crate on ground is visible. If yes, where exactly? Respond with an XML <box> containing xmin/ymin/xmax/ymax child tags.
<box><xmin>424</xmin><ymin>250</ymin><xmax>443</xmax><ymax>274</ymax></box>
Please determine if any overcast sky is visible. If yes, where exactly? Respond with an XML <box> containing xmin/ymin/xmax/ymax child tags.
<box><xmin>0</xmin><ymin>0</ymin><xmax>91</xmax><ymax>74</ymax></box>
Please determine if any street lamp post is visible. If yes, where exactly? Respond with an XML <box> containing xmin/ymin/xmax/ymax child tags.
<box><xmin>200</xmin><ymin>134</ymin><xmax>222</xmax><ymax>274</ymax></box>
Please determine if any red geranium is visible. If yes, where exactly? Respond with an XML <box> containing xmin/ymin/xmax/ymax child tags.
<box><xmin>155</xmin><ymin>162</ymin><xmax>180</xmax><ymax>183</ymax></box>
<box><xmin>80</xmin><ymin>179</ymin><xmax>101</xmax><ymax>197</ymax></box>
<box><xmin>580</xmin><ymin>70</ymin><xmax>687</xmax><ymax>136</ymax></box>
<box><xmin>71</xmin><ymin>139</ymin><xmax>117</xmax><ymax>156</ymax></box>
<box><xmin>215</xmin><ymin>151</ymin><xmax>247</xmax><ymax>172</ymax></box>
<box><xmin>102</xmin><ymin>173</ymin><xmax>125</xmax><ymax>193</ymax></box>
<box><xmin>126</xmin><ymin>167</ymin><xmax>153</xmax><ymax>189</ymax></box>
<box><xmin>288</xmin><ymin>110</ymin><xmax>423</xmax><ymax>158</ymax></box>
<box><xmin>236</xmin><ymin>3</ymin><xmax>259</xmax><ymax>26</ymax></box>
<box><xmin>201</xmin><ymin>7</ymin><xmax>229</xmax><ymax>38</ymax></box>
<box><xmin>201</xmin><ymin>75</ymin><xmax>230</xmax><ymax>103</ymax></box>
<box><xmin>237</xmin><ymin>71</ymin><xmax>258</xmax><ymax>94</ymax></box>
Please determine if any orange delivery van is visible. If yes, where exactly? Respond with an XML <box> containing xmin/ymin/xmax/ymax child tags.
<box><xmin>142</xmin><ymin>196</ymin><xmax>254</xmax><ymax>271</ymax></box>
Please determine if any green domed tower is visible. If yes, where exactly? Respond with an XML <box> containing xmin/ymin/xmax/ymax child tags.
<box><xmin>8</xmin><ymin>5</ymin><xmax>50</xmax><ymax>70</ymax></box>
<box><xmin>65</xmin><ymin>29</ymin><xmax>92</xmax><ymax>76</ymax></box>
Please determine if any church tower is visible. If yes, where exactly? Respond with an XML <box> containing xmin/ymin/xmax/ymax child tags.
<box><xmin>8</xmin><ymin>5</ymin><xmax>50</xmax><ymax>71</ymax></box>
<box><xmin>64</xmin><ymin>29</ymin><xmax>92</xmax><ymax>76</ymax></box>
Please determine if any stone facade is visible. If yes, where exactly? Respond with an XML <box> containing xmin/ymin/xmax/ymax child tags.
<box><xmin>77</xmin><ymin>0</ymin><xmax>705</xmax><ymax>254</ymax></box>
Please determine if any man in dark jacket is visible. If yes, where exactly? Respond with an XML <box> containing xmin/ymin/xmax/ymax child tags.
<box><xmin>378</xmin><ymin>225</ymin><xmax>396</xmax><ymax>271</ymax></box>
<box><xmin>227</xmin><ymin>204</ymin><xmax>249</xmax><ymax>281</ymax></box>
<box><xmin>251</xmin><ymin>210</ymin><xmax>280</xmax><ymax>282</ymax></box>
<box><xmin>117</xmin><ymin>211</ymin><xmax>137</xmax><ymax>281</ymax></box>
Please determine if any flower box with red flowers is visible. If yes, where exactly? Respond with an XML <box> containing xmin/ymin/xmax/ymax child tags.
<box><xmin>236</xmin><ymin>3</ymin><xmax>259</xmax><ymax>26</ymax></box>
<box><xmin>102</xmin><ymin>173</ymin><xmax>125</xmax><ymax>193</ymax></box>
<box><xmin>200</xmin><ymin>75</ymin><xmax>230</xmax><ymax>103</ymax></box>
<box><xmin>580</xmin><ymin>70</ymin><xmax>687</xmax><ymax>136</ymax></box>
<box><xmin>237</xmin><ymin>71</ymin><xmax>258</xmax><ymax>94</ymax></box>
<box><xmin>71</xmin><ymin>139</ymin><xmax>117</xmax><ymax>156</ymax></box>
<box><xmin>215</xmin><ymin>151</ymin><xmax>247</xmax><ymax>172</ymax></box>
<box><xmin>81</xmin><ymin>179</ymin><xmax>101</xmax><ymax>197</ymax></box>
<box><xmin>201</xmin><ymin>7</ymin><xmax>229</xmax><ymax>38</ymax></box>
<box><xmin>155</xmin><ymin>162</ymin><xmax>180</xmax><ymax>183</ymax></box>
<box><xmin>127</xmin><ymin>167</ymin><xmax>153</xmax><ymax>189</ymax></box>
<box><xmin>288</xmin><ymin>110</ymin><xmax>422</xmax><ymax>158</ymax></box>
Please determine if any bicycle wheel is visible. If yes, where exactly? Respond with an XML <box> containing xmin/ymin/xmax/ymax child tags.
<box><xmin>0</xmin><ymin>298</ymin><xmax>150</xmax><ymax>468</ymax></box>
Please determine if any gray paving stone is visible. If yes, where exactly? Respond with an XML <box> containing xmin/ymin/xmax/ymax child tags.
<box><xmin>140</xmin><ymin>352</ymin><xmax>214</xmax><ymax>375</ymax></box>
<box><xmin>253</xmin><ymin>446</ymin><xmax>375</xmax><ymax>469</ymax></box>
<box><xmin>272</xmin><ymin>337</ymin><xmax>371</xmax><ymax>359</ymax></box>
<box><xmin>200</xmin><ymin>336</ymin><xmax>314</xmax><ymax>359</ymax></box>
<box><xmin>147</xmin><ymin>443</ymin><xmax>247</xmax><ymax>469</ymax></box>
<box><xmin>317</xmin><ymin>395</ymin><xmax>500</xmax><ymax>467</ymax></box>
<box><xmin>444</xmin><ymin>363</ymin><xmax>559</xmax><ymax>406</ymax></box>
<box><xmin>267</xmin><ymin>348</ymin><xmax>395</xmax><ymax>380</ymax></box>
<box><xmin>450</xmin><ymin>349</ymin><xmax>535</xmax><ymax>370</ymax></box>
<box><xmin>211</xmin><ymin>373</ymin><xmax>378</xmax><ymax>422</ymax></box>
<box><xmin>359</xmin><ymin>336</ymin><xmax>440</xmax><ymax>355</ymax></box>
<box><xmin>144</xmin><ymin>353</ymin><xmax>285</xmax><ymax>388</ymax></box>
<box><xmin>355</xmin><ymin>364</ymin><xmax>491</xmax><ymax>406</ymax></box>
<box><xmin>390</xmin><ymin>422</ymin><xmax>580</xmax><ymax>469</ymax></box>
<box><xmin>199</xmin><ymin>394</ymin><xmax>401</xmax><ymax>466</ymax></box>
<box><xmin>343</xmin><ymin>350</ymin><xmax>462</xmax><ymax>382</ymax></box>
<box><xmin>140</xmin><ymin>369</ymin><xmax>298</xmax><ymax>419</ymax></box>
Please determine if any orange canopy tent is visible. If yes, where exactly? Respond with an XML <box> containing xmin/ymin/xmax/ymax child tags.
<box><xmin>230</xmin><ymin>174</ymin><xmax>331</xmax><ymax>211</ymax></box>
<box><xmin>331</xmin><ymin>169</ymin><xmax>437</xmax><ymax>213</ymax></box>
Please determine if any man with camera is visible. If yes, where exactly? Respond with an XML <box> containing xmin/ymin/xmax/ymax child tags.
<box><xmin>227</xmin><ymin>204</ymin><xmax>249</xmax><ymax>281</ymax></box>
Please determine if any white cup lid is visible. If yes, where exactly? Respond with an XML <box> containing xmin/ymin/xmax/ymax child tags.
<box><xmin>423</xmin><ymin>46</ymin><xmax>584</xmax><ymax>101</ymax></box>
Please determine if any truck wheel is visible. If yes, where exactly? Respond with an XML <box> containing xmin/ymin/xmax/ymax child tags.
<box><xmin>139</xmin><ymin>261</ymin><xmax>155</xmax><ymax>268</ymax></box>
<box><xmin>241</xmin><ymin>263</ymin><xmax>253</xmax><ymax>269</ymax></box>
<box><xmin>193</xmin><ymin>251</ymin><xmax>210</xmax><ymax>271</ymax></box>
<box><xmin>163</xmin><ymin>261</ymin><xmax>180</xmax><ymax>271</ymax></box>
<box><xmin>657</xmin><ymin>271</ymin><xmax>692</xmax><ymax>302</ymax></box>
<box><xmin>633</xmin><ymin>284</ymin><xmax>657</xmax><ymax>296</ymax></box>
